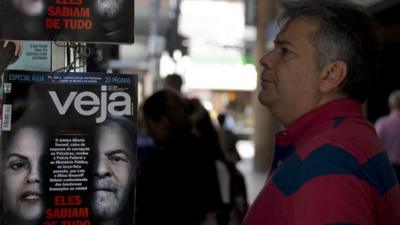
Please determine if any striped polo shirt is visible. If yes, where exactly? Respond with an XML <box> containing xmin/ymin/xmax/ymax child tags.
<box><xmin>243</xmin><ymin>98</ymin><xmax>400</xmax><ymax>225</ymax></box>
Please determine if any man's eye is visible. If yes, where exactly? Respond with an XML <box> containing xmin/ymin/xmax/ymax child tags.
<box><xmin>280</xmin><ymin>47</ymin><xmax>289</xmax><ymax>55</ymax></box>
<box><xmin>108</xmin><ymin>155</ymin><xmax>128</xmax><ymax>162</ymax></box>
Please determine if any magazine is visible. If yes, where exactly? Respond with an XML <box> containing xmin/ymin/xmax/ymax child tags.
<box><xmin>1</xmin><ymin>70</ymin><xmax>137</xmax><ymax>225</ymax></box>
<box><xmin>0</xmin><ymin>0</ymin><xmax>134</xmax><ymax>43</ymax></box>
<box><xmin>7</xmin><ymin>41</ymin><xmax>52</xmax><ymax>72</ymax></box>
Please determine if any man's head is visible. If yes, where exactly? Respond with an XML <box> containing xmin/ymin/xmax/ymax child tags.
<box><xmin>164</xmin><ymin>73</ymin><xmax>183</xmax><ymax>93</ymax></box>
<box><xmin>388</xmin><ymin>89</ymin><xmax>400</xmax><ymax>111</ymax></box>
<box><xmin>259</xmin><ymin>0</ymin><xmax>382</xmax><ymax>125</ymax></box>
<box><xmin>142</xmin><ymin>90</ymin><xmax>191</xmax><ymax>145</ymax></box>
<box><xmin>92</xmin><ymin>117</ymin><xmax>136</xmax><ymax>220</ymax></box>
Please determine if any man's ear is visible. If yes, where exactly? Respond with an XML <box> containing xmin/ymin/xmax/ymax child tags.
<box><xmin>320</xmin><ymin>60</ymin><xmax>347</xmax><ymax>93</ymax></box>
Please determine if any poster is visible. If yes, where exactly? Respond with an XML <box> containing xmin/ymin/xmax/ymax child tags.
<box><xmin>1</xmin><ymin>70</ymin><xmax>137</xmax><ymax>225</ymax></box>
<box><xmin>1</xmin><ymin>0</ymin><xmax>134</xmax><ymax>43</ymax></box>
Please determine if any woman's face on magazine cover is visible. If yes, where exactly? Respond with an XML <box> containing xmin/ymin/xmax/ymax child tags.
<box><xmin>3</xmin><ymin>127</ymin><xmax>45</xmax><ymax>221</ymax></box>
<box><xmin>11</xmin><ymin>0</ymin><xmax>44</xmax><ymax>17</ymax></box>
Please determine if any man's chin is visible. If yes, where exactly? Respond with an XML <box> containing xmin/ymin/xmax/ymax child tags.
<box><xmin>93</xmin><ymin>192</ymin><xmax>120</xmax><ymax>218</ymax></box>
<box><xmin>94</xmin><ymin>191</ymin><xmax>117</xmax><ymax>204</ymax></box>
<box><xmin>258</xmin><ymin>90</ymin><xmax>272</xmax><ymax>107</ymax></box>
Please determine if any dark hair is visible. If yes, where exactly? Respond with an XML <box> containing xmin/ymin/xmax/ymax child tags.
<box><xmin>217</xmin><ymin>114</ymin><xmax>226</xmax><ymax>127</ymax></box>
<box><xmin>164</xmin><ymin>74</ymin><xmax>183</xmax><ymax>92</ymax></box>
<box><xmin>142</xmin><ymin>90</ymin><xmax>191</xmax><ymax>134</ymax></box>
<box><xmin>185</xmin><ymin>98</ymin><xmax>227</xmax><ymax>162</ymax></box>
<box><xmin>96</xmin><ymin>115</ymin><xmax>137</xmax><ymax>153</ymax></box>
<box><xmin>280</xmin><ymin>0</ymin><xmax>383</xmax><ymax>102</ymax></box>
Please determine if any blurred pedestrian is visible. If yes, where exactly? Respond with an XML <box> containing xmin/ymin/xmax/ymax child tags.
<box><xmin>217</xmin><ymin>113</ymin><xmax>241</xmax><ymax>163</ymax></box>
<box><xmin>186</xmin><ymin>99</ymin><xmax>248</xmax><ymax>225</ymax></box>
<box><xmin>375</xmin><ymin>89</ymin><xmax>400</xmax><ymax>181</ymax></box>
<box><xmin>136</xmin><ymin>90</ymin><xmax>213</xmax><ymax>225</ymax></box>
<box><xmin>163</xmin><ymin>73</ymin><xmax>183</xmax><ymax>94</ymax></box>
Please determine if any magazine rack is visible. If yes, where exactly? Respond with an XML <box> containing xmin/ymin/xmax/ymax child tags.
<box><xmin>52</xmin><ymin>41</ymin><xmax>88</xmax><ymax>73</ymax></box>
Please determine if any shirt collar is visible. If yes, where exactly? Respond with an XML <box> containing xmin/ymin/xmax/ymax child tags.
<box><xmin>275</xmin><ymin>98</ymin><xmax>363</xmax><ymax>146</ymax></box>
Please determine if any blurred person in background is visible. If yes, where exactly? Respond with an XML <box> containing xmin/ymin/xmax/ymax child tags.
<box><xmin>186</xmin><ymin>99</ymin><xmax>248</xmax><ymax>225</ymax></box>
<box><xmin>163</xmin><ymin>73</ymin><xmax>184</xmax><ymax>94</ymax></box>
<box><xmin>375</xmin><ymin>89</ymin><xmax>400</xmax><ymax>181</ymax></box>
<box><xmin>137</xmin><ymin>90</ymin><xmax>212</xmax><ymax>225</ymax></box>
<box><xmin>217</xmin><ymin>113</ymin><xmax>241</xmax><ymax>164</ymax></box>
<box><xmin>185</xmin><ymin>98</ymin><xmax>223</xmax><ymax>219</ymax></box>
<box><xmin>244</xmin><ymin>0</ymin><xmax>400</xmax><ymax>225</ymax></box>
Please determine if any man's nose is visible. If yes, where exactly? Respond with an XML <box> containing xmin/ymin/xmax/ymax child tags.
<box><xmin>259</xmin><ymin>51</ymin><xmax>274</xmax><ymax>69</ymax></box>
<box><xmin>95</xmin><ymin>157</ymin><xmax>112</xmax><ymax>178</ymax></box>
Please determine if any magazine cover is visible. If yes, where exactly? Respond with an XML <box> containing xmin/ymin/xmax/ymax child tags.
<box><xmin>1</xmin><ymin>70</ymin><xmax>137</xmax><ymax>225</ymax></box>
<box><xmin>0</xmin><ymin>0</ymin><xmax>134</xmax><ymax>43</ymax></box>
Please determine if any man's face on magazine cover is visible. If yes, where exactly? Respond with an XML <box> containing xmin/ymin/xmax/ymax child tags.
<box><xmin>3</xmin><ymin>127</ymin><xmax>45</xmax><ymax>221</ymax></box>
<box><xmin>95</xmin><ymin>0</ymin><xmax>124</xmax><ymax>18</ymax></box>
<box><xmin>93</xmin><ymin>120</ymin><xmax>134</xmax><ymax>218</ymax></box>
<box><xmin>11</xmin><ymin>0</ymin><xmax>44</xmax><ymax>17</ymax></box>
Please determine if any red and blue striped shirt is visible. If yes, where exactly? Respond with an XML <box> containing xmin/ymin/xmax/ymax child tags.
<box><xmin>244</xmin><ymin>98</ymin><xmax>400</xmax><ymax>225</ymax></box>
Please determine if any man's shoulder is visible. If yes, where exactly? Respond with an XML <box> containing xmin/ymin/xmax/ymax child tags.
<box><xmin>272</xmin><ymin>115</ymin><xmax>391</xmax><ymax>194</ymax></box>
<box><xmin>297</xmin><ymin>116</ymin><xmax>381</xmax><ymax>162</ymax></box>
<box><xmin>375</xmin><ymin>114</ymin><xmax>400</xmax><ymax>130</ymax></box>
<box><xmin>375</xmin><ymin>114</ymin><xmax>391</xmax><ymax>126</ymax></box>
<box><xmin>273</xmin><ymin>142</ymin><xmax>396</xmax><ymax>197</ymax></box>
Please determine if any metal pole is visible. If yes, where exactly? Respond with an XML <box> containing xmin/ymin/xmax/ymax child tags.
<box><xmin>148</xmin><ymin>0</ymin><xmax>161</xmax><ymax>92</ymax></box>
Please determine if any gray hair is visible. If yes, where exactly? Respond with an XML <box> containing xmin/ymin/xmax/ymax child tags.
<box><xmin>280</xmin><ymin>0</ymin><xmax>383</xmax><ymax>102</ymax></box>
<box><xmin>389</xmin><ymin>90</ymin><xmax>400</xmax><ymax>110</ymax></box>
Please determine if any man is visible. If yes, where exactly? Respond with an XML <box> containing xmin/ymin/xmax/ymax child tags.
<box><xmin>163</xmin><ymin>73</ymin><xmax>183</xmax><ymax>94</ymax></box>
<box><xmin>217</xmin><ymin>113</ymin><xmax>241</xmax><ymax>163</ymax></box>
<box><xmin>244</xmin><ymin>1</ymin><xmax>400</xmax><ymax>225</ymax></box>
<box><xmin>375</xmin><ymin>89</ymin><xmax>400</xmax><ymax>180</ymax></box>
<box><xmin>138</xmin><ymin>90</ymin><xmax>212</xmax><ymax>225</ymax></box>
<box><xmin>92</xmin><ymin>116</ymin><xmax>136</xmax><ymax>225</ymax></box>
